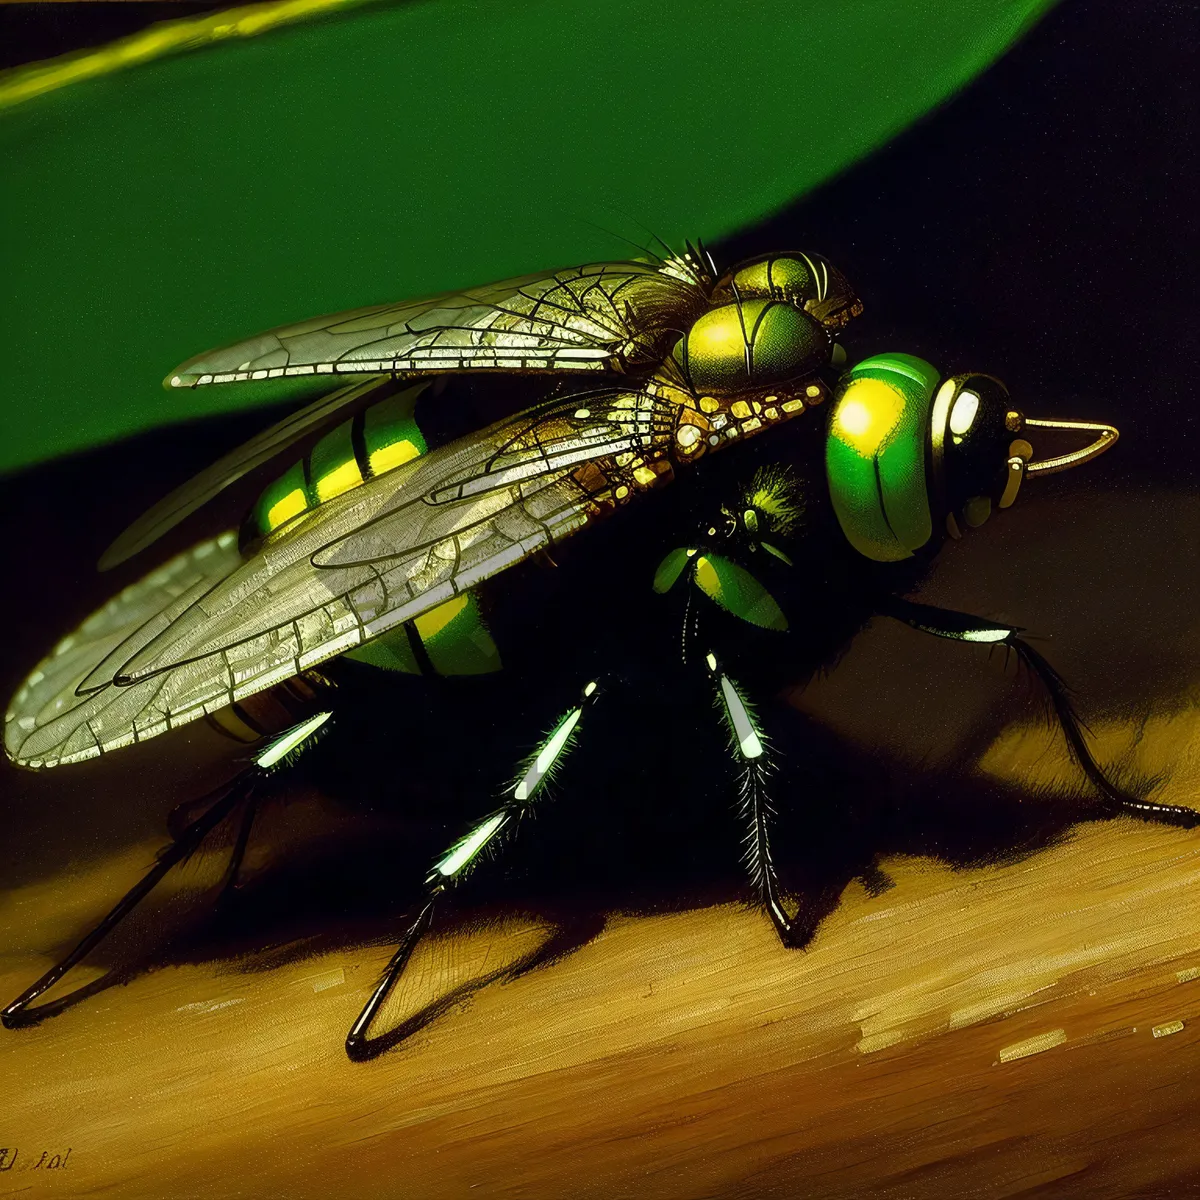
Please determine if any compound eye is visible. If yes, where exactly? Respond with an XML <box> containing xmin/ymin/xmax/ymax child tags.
<box><xmin>948</xmin><ymin>389</ymin><xmax>980</xmax><ymax>439</ymax></box>
<box><xmin>934</xmin><ymin>373</ymin><xmax>1015</xmax><ymax>516</ymax></box>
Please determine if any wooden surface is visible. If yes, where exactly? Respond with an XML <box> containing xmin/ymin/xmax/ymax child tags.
<box><xmin>4</xmin><ymin>696</ymin><xmax>1200</xmax><ymax>1199</ymax></box>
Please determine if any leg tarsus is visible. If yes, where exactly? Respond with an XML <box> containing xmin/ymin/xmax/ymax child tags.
<box><xmin>706</xmin><ymin>652</ymin><xmax>817</xmax><ymax>949</ymax></box>
<box><xmin>765</xmin><ymin>893</ymin><xmax>810</xmax><ymax>948</ymax></box>
<box><xmin>1009</xmin><ymin>638</ymin><xmax>1200</xmax><ymax>828</ymax></box>
<box><xmin>878</xmin><ymin>594</ymin><xmax>1200</xmax><ymax>830</ymax></box>
<box><xmin>214</xmin><ymin>793</ymin><xmax>261</xmax><ymax>907</ymax></box>
<box><xmin>3</xmin><ymin>771</ymin><xmax>258</xmax><ymax>1030</ymax></box>
<box><xmin>345</xmin><ymin>894</ymin><xmax>439</xmax><ymax>1061</ymax></box>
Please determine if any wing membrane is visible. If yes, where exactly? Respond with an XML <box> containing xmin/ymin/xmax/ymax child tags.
<box><xmin>99</xmin><ymin>376</ymin><xmax>423</xmax><ymax>570</ymax></box>
<box><xmin>4</xmin><ymin>532</ymin><xmax>243</xmax><ymax>767</ymax></box>
<box><xmin>6</xmin><ymin>389</ymin><xmax>678</xmax><ymax>768</ymax></box>
<box><xmin>167</xmin><ymin>259</ymin><xmax>710</xmax><ymax>388</ymax></box>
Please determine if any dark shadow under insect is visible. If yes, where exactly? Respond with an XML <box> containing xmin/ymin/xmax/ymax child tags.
<box><xmin>4</xmin><ymin>414</ymin><xmax>1195</xmax><ymax>1056</ymax></box>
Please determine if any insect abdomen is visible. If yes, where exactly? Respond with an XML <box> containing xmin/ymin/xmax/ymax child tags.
<box><xmin>237</xmin><ymin>379</ymin><xmax>501</xmax><ymax>678</ymax></box>
<box><xmin>343</xmin><ymin>593</ymin><xmax>501</xmax><ymax>677</ymax></box>
<box><xmin>206</xmin><ymin>671</ymin><xmax>333</xmax><ymax>744</ymax></box>
<box><xmin>240</xmin><ymin>385</ymin><xmax>428</xmax><ymax>549</ymax></box>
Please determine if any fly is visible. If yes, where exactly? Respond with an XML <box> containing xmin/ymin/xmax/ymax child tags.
<box><xmin>4</xmin><ymin>243</ymin><xmax>1192</xmax><ymax>1060</ymax></box>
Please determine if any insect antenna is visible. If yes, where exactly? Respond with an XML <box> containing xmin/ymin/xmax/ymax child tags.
<box><xmin>614</xmin><ymin>210</ymin><xmax>677</xmax><ymax>264</ymax></box>
<box><xmin>575</xmin><ymin>216</ymin><xmax>666</xmax><ymax>264</ymax></box>
<box><xmin>592</xmin><ymin>208</ymin><xmax>713</xmax><ymax>289</ymax></box>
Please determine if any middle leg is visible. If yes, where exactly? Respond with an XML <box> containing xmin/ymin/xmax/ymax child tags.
<box><xmin>345</xmin><ymin>678</ymin><xmax>603</xmax><ymax>1059</ymax></box>
<box><xmin>704</xmin><ymin>652</ymin><xmax>811</xmax><ymax>947</ymax></box>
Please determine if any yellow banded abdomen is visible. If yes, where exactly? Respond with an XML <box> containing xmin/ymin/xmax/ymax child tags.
<box><xmin>242</xmin><ymin>385</ymin><xmax>428</xmax><ymax>548</ymax></box>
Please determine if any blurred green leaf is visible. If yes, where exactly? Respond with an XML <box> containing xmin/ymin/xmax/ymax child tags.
<box><xmin>0</xmin><ymin>0</ymin><xmax>1056</xmax><ymax>472</ymax></box>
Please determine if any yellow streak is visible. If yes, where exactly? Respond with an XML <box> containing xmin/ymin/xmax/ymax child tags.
<box><xmin>369</xmin><ymin>439</ymin><xmax>421</xmax><ymax>476</ymax></box>
<box><xmin>307</xmin><ymin>968</ymin><xmax>345</xmax><ymax>994</ymax></box>
<box><xmin>691</xmin><ymin>318</ymin><xmax>744</xmax><ymax>357</ymax></box>
<box><xmin>266</xmin><ymin>487</ymin><xmax>307</xmax><ymax>531</ymax></box>
<box><xmin>0</xmin><ymin>0</ymin><xmax>378</xmax><ymax>114</ymax></box>
<box><xmin>314</xmin><ymin>458</ymin><xmax>362</xmax><ymax>502</ymax></box>
<box><xmin>414</xmin><ymin>595</ymin><xmax>468</xmax><ymax>641</ymax></box>
<box><xmin>832</xmin><ymin>378</ymin><xmax>904</xmax><ymax>458</ymax></box>
<box><xmin>694</xmin><ymin>556</ymin><xmax>719</xmax><ymax>596</ymax></box>
<box><xmin>998</xmin><ymin>1029</ymin><xmax>1066</xmax><ymax>1063</ymax></box>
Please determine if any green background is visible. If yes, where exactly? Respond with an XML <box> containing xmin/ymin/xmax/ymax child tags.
<box><xmin>0</xmin><ymin>0</ymin><xmax>1055</xmax><ymax>474</ymax></box>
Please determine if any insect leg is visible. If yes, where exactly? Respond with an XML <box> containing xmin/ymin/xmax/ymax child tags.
<box><xmin>704</xmin><ymin>653</ymin><xmax>807</xmax><ymax>946</ymax></box>
<box><xmin>1</xmin><ymin>711</ymin><xmax>332</xmax><ymax>1030</ymax></box>
<box><xmin>214</xmin><ymin>791</ymin><xmax>261</xmax><ymax>904</ymax></box>
<box><xmin>877</xmin><ymin>595</ymin><xmax>1200</xmax><ymax>829</ymax></box>
<box><xmin>345</xmin><ymin>680</ymin><xmax>601</xmax><ymax>1061</ymax></box>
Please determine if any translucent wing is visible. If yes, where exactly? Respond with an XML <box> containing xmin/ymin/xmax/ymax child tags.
<box><xmin>6</xmin><ymin>388</ymin><xmax>679</xmax><ymax>769</ymax></box>
<box><xmin>5</xmin><ymin>531</ymin><xmax>244</xmax><ymax>767</ymax></box>
<box><xmin>99</xmin><ymin>376</ymin><xmax>418</xmax><ymax>570</ymax></box>
<box><xmin>167</xmin><ymin>258</ymin><xmax>712</xmax><ymax>388</ymax></box>
<box><xmin>106</xmin><ymin>256</ymin><xmax>709</xmax><ymax>569</ymax></box>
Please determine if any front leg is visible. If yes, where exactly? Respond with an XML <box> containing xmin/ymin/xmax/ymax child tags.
<box><xmin>877</xmin><ymin>595</ymin><xmax>1199</xmax><ymax>829</ymax></box>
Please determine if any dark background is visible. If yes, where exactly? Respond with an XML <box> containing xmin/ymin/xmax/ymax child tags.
<box><xmin>0</xmin><ymin>3</ymin><xmax>225</xmax><ymax>70</ymax></box>
<box><xmin>1</xmin><ymin>0</ymin><xmax>1198</xmax><ymax>1023</ymax></box>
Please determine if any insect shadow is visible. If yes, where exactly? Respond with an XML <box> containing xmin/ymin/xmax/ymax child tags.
<box><xmin>2</xmin><ymin>660</ymin><xmax>1136</xmax><ymax>1055</ymax></box>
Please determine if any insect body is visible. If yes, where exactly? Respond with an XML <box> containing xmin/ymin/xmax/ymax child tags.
<box><xmin>4</xmin><ymin>245</ymin><xmax>1192</xmax><ymax>1059</ymax></box>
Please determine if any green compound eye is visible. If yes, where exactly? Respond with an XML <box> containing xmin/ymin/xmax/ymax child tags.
<box><xmin>825</xmin><ymin>353</ymin><xmax>941</xmax><ymax>562</ymax></box>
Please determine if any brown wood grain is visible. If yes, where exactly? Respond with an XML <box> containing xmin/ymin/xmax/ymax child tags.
<box><xmin>4</xmin><ymin>711</ymin><xmax>1200</xmax><ymax>1199</ymax></box>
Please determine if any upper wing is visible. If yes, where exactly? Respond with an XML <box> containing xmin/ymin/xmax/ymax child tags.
<box><xmin>105</xmin><ymin>256</ymin><xmax>709</xmax><ymax>568</ymax></box>
<box><xmin>6</xmin><ymin>387</ymin><xmax>679</xmax><ymax>768</ymax></box>
<box><xmin>167</xmin><ymin>258</ymin><xmax>712</xmax><ymax>388</ymax></box>
<box><xmin>99</xmin><ymin>376</ymin><xmax>419</xmax><ymax>570</ymax></box>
